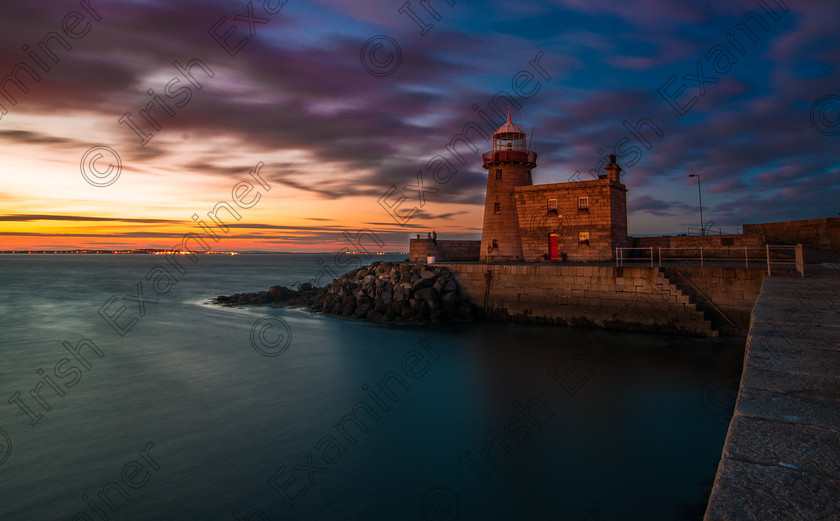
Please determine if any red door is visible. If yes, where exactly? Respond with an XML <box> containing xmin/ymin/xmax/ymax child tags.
<box><xmin>549</xmin><ymin>234</ymin><xmax>559</xmax><ymax>260</ymax></box>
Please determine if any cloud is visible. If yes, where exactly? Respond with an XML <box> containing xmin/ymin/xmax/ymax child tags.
<box><xmin>0</xmin><ymin>130</ymin><xmax>79</xmax><ymax>146</ymax></box>
<box><xmin>1</xmin><ymin>0</ymin><xmax>838</xmax><ymax>249</ymax></box>
<box><xmin>0</xmin><ymin>214</ymin><xmax>184</xmax><ymax>224</ymax></box>
<box><xmin>629</xmin><ymin>195</ymin><xmax>694</xmax><ymax>217</ymax></box>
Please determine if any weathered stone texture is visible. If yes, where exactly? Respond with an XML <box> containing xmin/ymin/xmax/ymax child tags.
<box><xmin>664</xmin><ymin>267</ymin><xmax>765</xmax><ymax>333</ymax></box>
<box><xmin>514</xmin><ymin>178</ymin><xmax>628</xmax><ymax>262</ymax></box>
<box><xmin>480</xmin><ymin>162</ymin><xmax>534</xmax><ymax>262</ymax></box>
<box><xmin>409</xmin><ymin>239</ymin><xmax>481</xmax><ymax>262</ymax></box>
<box><xmin>704</xmin><ymin>277</ymin><xmax>840</xmax><ymax>521</ymax></box>
<box><xmin>743</xmin><ymin>217</ymin><xmax>840</xmax><ymax>252</ymax></box>
<box><xmin>434</xmin><ymin>263</ymin><xmax>717</xmax><ymax>336</ymax></box>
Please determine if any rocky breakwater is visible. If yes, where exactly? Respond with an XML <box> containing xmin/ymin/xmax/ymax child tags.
<box><xmin>213</xmin><ymin>262</ymin><xmax>481</xmax><ymax>324</ymax></box>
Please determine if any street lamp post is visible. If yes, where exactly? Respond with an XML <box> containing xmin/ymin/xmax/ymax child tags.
<box><xmin>688</xmin><ymin>174</ymin><xmax>704</xmax><ymax>236</ymax></box>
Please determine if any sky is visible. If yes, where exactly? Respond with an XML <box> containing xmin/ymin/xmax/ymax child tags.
<box><xmin>0</xmin><ymin>0</ymin><xmax>838</xmax><ymax>252</ymax></box>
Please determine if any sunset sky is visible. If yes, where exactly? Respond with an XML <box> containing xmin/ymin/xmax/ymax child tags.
<box><xmin>1</xmin><ymin>0</ymin><xmax>838</xmax><ymax>251</ymax></box>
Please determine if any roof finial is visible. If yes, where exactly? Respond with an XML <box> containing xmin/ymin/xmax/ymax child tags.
<box><xmin>507</xmin><ymin>106</ymin><xmax>511</xmax><ymax>123</ymax></box>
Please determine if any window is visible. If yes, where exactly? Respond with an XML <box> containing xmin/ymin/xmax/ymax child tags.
<box><xmin>547</xmin><ymin>198</ymin><xmax>558</xmax><ymax>213</ymax></box>
<box><xmin>496</xmin><ymin>169</ymin><xmax>502</xmax><ymax>179</ymax></box>
<box><xmin>494</xmin><ymin>202</ymin><xmax>501</xmax><ymax>213</ymax></box>
<box><xmin>578</xmin><ymin>196</ymin><xmax>589</xmax><ymax>212</ymax></box>
<box><xmin>492</xmin><ymin>239</ymin><xmax>498</xmax><ymax>250</ymax></box>
<box><xmin>578</xmin><ymin>232</ymin><xmax>590</xmax><ymax>245</ymax></box>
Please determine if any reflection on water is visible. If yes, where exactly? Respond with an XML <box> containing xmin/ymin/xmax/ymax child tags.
<box><xmin>0</xmin><ymin>255</ymin><xmax>742</xmax><ymax>521</ymax></box>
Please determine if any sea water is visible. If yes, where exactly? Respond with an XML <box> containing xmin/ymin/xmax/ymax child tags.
<box><xmin>0</xmin><ymin>254</ymin><xmax>743</xmax><ymax>520</ymax></box>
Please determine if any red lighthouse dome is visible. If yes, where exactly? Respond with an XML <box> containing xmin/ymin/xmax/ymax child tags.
<box><xmin>482</xmin><ymin>108</ymin><xmax>537</xmax><ymax>168</ymax></box>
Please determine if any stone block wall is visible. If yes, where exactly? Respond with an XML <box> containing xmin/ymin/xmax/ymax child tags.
<box><xmin>514</xmin><ymin>178</ymin><xmax>627</xmax><ymax>262</ymax></box>
<box><xmin>631</xmin><ymin>236</ymin><xmax>670</xmax><ymax>249</ymax></box>
<box><xmin>704</xmin><ymin>277</ymin><xmax>840</xmax><ymax>520</ymax></box>
<box><xmin>479</xmin><ymin>163</ymin><xmax>533</xmax><ymax>262</ymax></box>
<box><xmin>743</xmin><ymin>217</ymin><xmax>840</xmax><ymax>252</ymax></box>
<box><xmin>433</xmin><ymin>263</ymin><xmax>717</xmax><ymax>336</ymax></box>
<box><xmin>632</xmin><ymin>234</ymin><xmax>765</xmax><ymax>256</ymax></box>
<box><xmin>409</xmin><ymin>239</ymin><xmax>481</xmax><ymax>262</ymax></box>
<box><xmin>663</xmin><ymin>267</ymin><xmax>766</xmax><ymax>333</ymax></box>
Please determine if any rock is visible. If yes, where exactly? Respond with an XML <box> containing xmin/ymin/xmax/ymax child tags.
<box><xmin>341</xmin><ymin>300</ymin><xmax>356</xmax><ymax>316</ymax></box>
<box><xmin>414</xmin><ymin>287</ymin><xmax>439</xmax><ymax>301</ymax></box>
<box><xmin>414</xmin><ymin>299</ymin><xmax>430</xmax><ymax>316</ymax></box>
<box><xmin>380</xmin><ymin>285</ymin><xmax>393</xmax><ymax>303</ymax></box>
<box><xmin>400</xmin><ymin>305</ymin><xmax>412</xmax><ymax>319</ymax></box>
<box><xmin>213</xmin><ymin>261</ymin><xmax>477</xmax><ymax>325</ymax></box>
<box><xmin>412</xmin><ymin>277</ymin><xmax>434</xmax><ymax>291</ymax></box>
<box><xmin>355</xmin><ymin>301</ymin><xmax>374</xmax><ymax>319</ymax></box>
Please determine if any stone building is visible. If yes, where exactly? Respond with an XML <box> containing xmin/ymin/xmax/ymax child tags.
<box><xmin>478</xmin><ymin>111</ymin><xmax>536</xmax><ymax>261</ymax></box>
<box><xmin>480</xmin><ymin>112</ymin><xmax>629</xmax><ymax>262</ymax></box>
<box><xmin>410</xmin><ymin>112</ymin><xmax>631</xmax><ymax>263</ymax></box>
<box><xmin>407</xmin><ymin>112</ymin><xmax>834</xmax><ymax>265</ymax></box>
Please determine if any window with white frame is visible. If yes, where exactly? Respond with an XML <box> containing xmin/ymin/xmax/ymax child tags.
<box><xmin>578</xmin><ymin>231</ymin><xmax>590</xmax><ymax>245</ymax></box>
<box><xmin>578</xmin><ymin>196</ymin><xmax>589</xmax><ymax>212</ymax></box>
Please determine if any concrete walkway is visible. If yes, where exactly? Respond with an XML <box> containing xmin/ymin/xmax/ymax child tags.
<box><xmin>705</xmin><ymin>275</ymin><xmax>840</xmax><ymax>520</ymax></box>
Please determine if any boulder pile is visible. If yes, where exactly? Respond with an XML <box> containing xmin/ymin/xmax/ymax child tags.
<box><xmin>213</xmin><ymin>262</ymin><xmax>482</xmax><ymax>324</ymax></box>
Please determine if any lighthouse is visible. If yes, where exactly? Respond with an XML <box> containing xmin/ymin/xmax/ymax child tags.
<box><xmin>479</xmin><ymin>109</ymin><xmax>537</xmax><ymax>262</ymax></box>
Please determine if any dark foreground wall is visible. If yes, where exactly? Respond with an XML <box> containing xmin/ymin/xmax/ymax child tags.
<box><xmin>704</xmin><ymin>276</ymin><xmax>840</xmax><ymax>520</ymax></box>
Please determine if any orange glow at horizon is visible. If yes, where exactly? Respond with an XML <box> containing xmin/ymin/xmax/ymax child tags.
<box><xmin>1</xmin><ymin>113</ymin><xmax>482</xmax><ymax>252</ymax></box>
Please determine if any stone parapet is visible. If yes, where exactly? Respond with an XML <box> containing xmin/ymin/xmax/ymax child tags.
<box><xmin>704</xmin><ymin>277</ymin><xmax>840</xmax><ymax>520</ymax></box>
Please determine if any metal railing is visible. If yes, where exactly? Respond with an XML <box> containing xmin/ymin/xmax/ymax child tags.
<box><xmin>616</xmin><ymin>247</ymin><xmax>654</xmax><ymax>267</ymax></box>
<box><xmin>669</xmin><ymin>267</ymin><xmax>738</xmax><ymax>330</ymax></box>
<box><xmin>616</xmin><ymin>244</ymin><xmax>805</xmax><ymax>277</ymax></box>
<box><xmin>481</xmin><ymin>150</ymin><xmax>538</xmax><ymax>166</ymax></box>
<box><xmin>687</xmin><ymin>226</ymin><xmax>724</xmax><ymax>235</ymax></box>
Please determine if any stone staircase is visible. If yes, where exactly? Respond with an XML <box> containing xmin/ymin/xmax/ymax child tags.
<box><xmin>652</xmin><ymin>269</ymin><xmax>720</xmax><ymax>337</ymax></box>
<box><xmin>660</xmin><ymin>267</ymin><xmax>738</xmax><ymax>336</ymax></box>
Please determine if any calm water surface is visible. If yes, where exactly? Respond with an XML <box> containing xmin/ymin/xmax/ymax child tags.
<box><xmin>0</xmin><ymin>254</ymin><xmax>743</xmax><ymax>520</ymax></box>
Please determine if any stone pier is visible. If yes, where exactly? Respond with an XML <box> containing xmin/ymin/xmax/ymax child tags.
<box><xmin>704</xmin><ymin>276</ymin><xmax>840</xmax><ymax>520</ymax></box>
<box><xmin>434</xmin><ymin>263</ymin><xmax>722</xmax><ymax>336</ymax></box>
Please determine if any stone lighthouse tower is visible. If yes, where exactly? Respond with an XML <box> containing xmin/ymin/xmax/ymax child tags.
<box><xmin>479</xmin><ymin>109</ymin><xmax>537</xmax><ymax>262</ymax></box>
